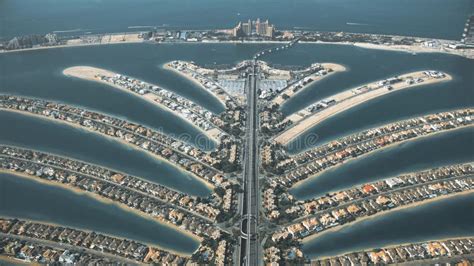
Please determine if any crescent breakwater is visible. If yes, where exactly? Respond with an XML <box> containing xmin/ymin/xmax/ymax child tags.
<box><xmin>273</xmin><ymin>70</ymin><xmax>452</xmax><ymax>145</ymax></box>
<box><xmin>2</xmin><ymin>29</ymin><xmax>474</xmax><ymax>59</ymax></box>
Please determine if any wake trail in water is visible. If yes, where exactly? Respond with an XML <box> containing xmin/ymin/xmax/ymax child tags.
<box><xmin>346</xmin><ymin>22</ymin><xmax>370</xmax><ymax>26</ymax></box>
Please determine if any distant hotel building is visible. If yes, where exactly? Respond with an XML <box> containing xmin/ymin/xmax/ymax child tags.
<box><xmin>233</xmin><ymin>18</ymin><xmax>275</xmax><ymax>38</ymax></box>
<box><xmin>462</xmin><ymin>15</ymin><xmax>474</xmax><ymax>46</ymax></box>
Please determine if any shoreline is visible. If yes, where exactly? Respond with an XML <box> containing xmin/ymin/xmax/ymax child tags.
<box><xmin>290</xmin><ymin>124</ymin><xmax>474</xmax><ymax>191</ymax></box>
<box><xmin>301</xmin><ymin>189</ymin><xmax>474</xmax><ymax>244</ymax></box>
<box><xmin>162</xmin><ymin>63</ymin><xmax>228</xmax><ymax>108</ymax></box>
<box><xmin>0</xmin><ymin>108</ymin><xmax>215</xmax><ymax>192</ymax></box>
<box><xmin>0</xmin><ymin>39</ymin><xmax>145</xmax><ymax>54</ymax></box>
<box><xmin>62</xmin><ymin>66</ymin><xmax>220</xmax><ymax>143</ymax></box>
<box><xmin>272</xmin><ymin>63</ymin><xmax>347</xmax><ymax>106</ymax></box>
<box><xmin>275</xmin><ymin>71</ymin><xmax>453</xmax><ymax>145</ymax></box>
<box><xmin>1</xmin><ymin>39</ymin><xmax>472</xmax><ymax>59</ymax></box>
<box><xmin>0</xmin><ymin>169</ymin><xmax>201</xmax><ymax>256</ymax></box>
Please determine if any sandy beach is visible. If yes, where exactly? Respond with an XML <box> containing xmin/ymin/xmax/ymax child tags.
<box><xmin>2</xmin><ymin>36</ymin><xmax>473</xmax><ymax>60</ymax></box>
<box><xmin>300</xmin><ymin>41</ymin><xmax>474</xmax><ymax>59</ymax></box>
<box><xmin>301</xmin><ymin>189</ymin><xmax>474</xmax><ymax>244</ymax></box>
<box><xmin>272</xmin><ymin>63</ymin><xmax>347</xmax><ymax>105</ymax></box>
<box><xmin>0</xmin><ymin>169</ymin><xmax>201</xmax><ymax>255</ymax></box>
<box><xmin>0</xmin><ymin>33</ymin><xmax>145</xmax><ymax>54</ymax></box>
<box><xmin>290</xmin><ymin>124</ymin><xmax>474</xmax><ymax>190</ymax></box>
<box><xmin>274</xmin><ymin>71</ymin><xmax>452</xmax><ymax>145</ymax></box>
<box><xmin>353</xmin><ymin>42</ymin><xmax>474</xmax><ymax>59</ymax></box>
<box><xmin>63</xmin><ymin>66</ymin><xmax>222</xmax><ymax>142</ymax></box>
<box><xmin>0</xmin><ymin>108</ymin><xmax>215</xmax><ymax>191</ymax></box>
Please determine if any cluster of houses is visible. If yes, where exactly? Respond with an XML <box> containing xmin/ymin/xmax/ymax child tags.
<box><xmin>167</xmin><ymin>61</ymin><xmax>247</xmax><ymax>137</ymax></box>
<box><xmin>311</xmin><ymin>238</ymin><xmax>474</xmax><ymax>265</ymax></box>
<box><xmin>292</xmin><ymin>109</ymin><xmax>473</xmax><ymax>166</ymax></box>
<box><xmin>0</xmin><ymin>154</ymin><xmax>237</xmax><ymax>264</ymax></box>
<box><xmin>96</xmin><ymin>73</ymin><xmax>227</xmax><ymax>137</ymax></box>
<box><xmin>197</xmin><ymin>239</ymin><xmax>232</xmax><ymax>265</ymax></box>
<box><xmin>258</xmin><ymin>63</ymin><xmax>331</xmax><ymax>102</ymax></box>
<box><xmin>275</xmin><ymin>68</ymin><xmax>331</xmax><ymax>103</ymax></box>
<box><xmin>301</xmin><ymin>71</ymin><xmax>445</xmax><ymax>117</ymax></box>
<box><xmin>0</xmin><ymin>95</ymin><xmax>231</xmax><ymax>181</ymax></box>
<box><xmin>259</xmin><ymin>104</ymin><xmax>292</xmax><ymax>134</ymax></box>
<box><xmin>0</xmin><ymin>156</ymin><xmax>222</xmax><ymax>237</ymax></box>
<box><xmin>272</xmin><ymin>174</ymin><xmax>473</xmax><ymax>243</ymax></box>
<box><xmin>1</xmin><ymin>237</ymin><xmax>122</xmax><ymax>264</ymax></box>
<box><xmin>0</xmin><ymin>218</ymin><xmax>188</xmax><ymax>264</ymax></box>
<box><xmin>167</xmin><ymin>61</ymin><xmax>241</xmax><ymax>107</ymax></box>
<box><xmin>0</xmin><ymin>145</ymin><xmax>237</xmax><ymax>222</ymax></box>
<box><xmin>271</xmin><ymin>109</ymin><xmax>473</xmax><ymax>185</ymax></box>
<box><xmin>96</xmin><ymin>74</ymin><xmax>243</xmax><ymax>173</ymax></box>
<box><xmin>282</xmin><ymin>164</ymin><xmax>473</xmax><ymax>219</ymax></box>
<box><xmin>264</xmin><ymin>245</ymin><xmax>305</xmax><ymax>264</ymax></box>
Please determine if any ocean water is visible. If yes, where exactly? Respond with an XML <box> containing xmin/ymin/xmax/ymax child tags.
<box><xmin>302</xmin><ymin>192</ymin><xmax>474</xmax><ymax>259</ymax></box>
<box><xmin>1</xmin><ymin>1</ymin><xmax>473</xmax><ymax>257</ymax></box>
<box><xmin>0</xmin><ymin>172</ymin><xmax>200</xmax><ymax>254</ymax></box>
<box><xmin>290</xmin><ymin>127</ymin><xmax>474</xmax><ymax>200</ymax></box>
<box><xmin>0</xmin><ymin>43</ymin><xmax>271</xmax><ymax>196</ymax></box>
<box><xmin>261</xmin><ymin>43</ymin><xmax>474</xmax><ymax>153</ymax></box>
<box><xmin>0</xmin><ymin>0</ymin><xmax>472</xmax><ymax>40</ymax></box>
<box><xmin>0</xmin><ymin>110</ymin><xmax>212</xmax><ymax>197</ymax></box>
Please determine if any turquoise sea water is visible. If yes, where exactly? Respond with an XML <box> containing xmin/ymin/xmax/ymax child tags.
<box><xmin>1</xmin><ymin>43</ymin><xmax>473</xmax><ymax>253</ymax></box>
<box><xmin>262</xmin><ymin>43</ymin><xmax>474</xmax><ymax>153</ymax></box>
<box><xmin>290</xmin><ymin>127</ymin><xmax>474</xmax><ymax>200</ymax></box>
<box><xmin>0</xmin><ymin>110</ymin><xmax>212</xmax><ymax>197</ymax></box>
<box><xmin>1</xmin><ymin>0</ymin><xmax>474</xmax><ymax>256</ymax></box>
<box><xmin>0</xmin><ymin>172</ymin><xmax>200</xmax><ymax>254</ymax></box>
<box><xmin>0</xmin><ymin>0</ymin><xmax>472</xmax><ymax>40</ymax></box>
<box><xmin>303</xmin><ymin>192</ymin><xmax>474</xmax><ymax>259</ymax></box>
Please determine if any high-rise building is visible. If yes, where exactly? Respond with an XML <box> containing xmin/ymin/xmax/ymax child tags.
<box><xmin>233</xmin><ymin>22</ymin><xmax>243</xmax><ymax>37</ymax></box>
<box><xmin>265</xmin><ymin>22</ymin><xmax>274</xmax><ymax>38</ymax></box>
<box><xmin>242</xmin><ymin>19</ymin><xmax>252</xmax><ymax>36</ymax></box>
<box><xmin>232</xmin><ymin>18</ymin><xmax>275</xmax><ymax>38</ymax></box>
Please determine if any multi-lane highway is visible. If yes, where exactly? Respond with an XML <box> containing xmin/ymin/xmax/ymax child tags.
<box><xmin>239</xmin><ymin>59</ymin><xmax>260</xmax><ymax>266</ymax></box>
<box><xmin>239</xmin><ymin>41</ymin><xmax>300</xmax><ymax>265</ymax></box>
